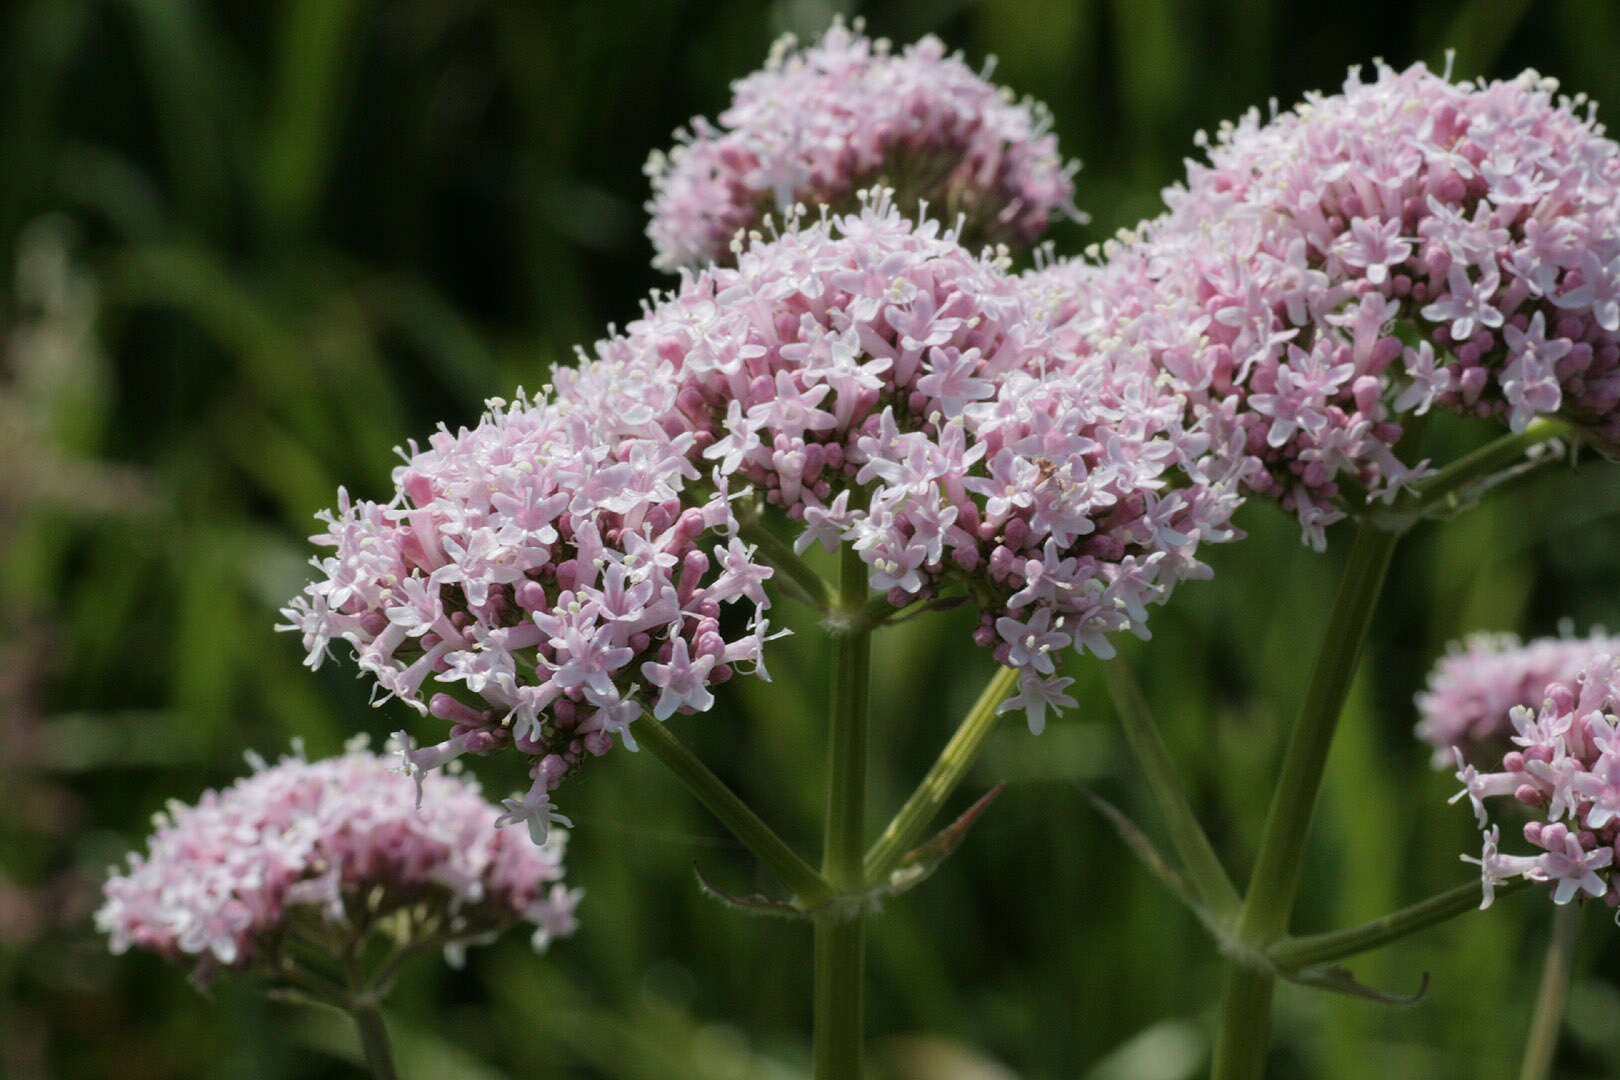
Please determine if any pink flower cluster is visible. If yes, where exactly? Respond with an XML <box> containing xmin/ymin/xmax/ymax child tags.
<box><xmin>1416</xmin><ymin>628</ymin><xmax>1620</xmax><ymax>764</ymax></box>
<box><xmin>645</xmin><ymin>20</ymin><xmax>1077</xmax><ymax>273</ymax></box>
<box><xmin>95</xmin><ymin>743</ymin><xmax>580</xmax><ymax>982</ymax></box>
<box><xmin>280</xmin><ymin>385</ymin><xmax>779</xmax><ymax>843</ymax></box>
<box><xmin>1454</xmin><ymin>657</ymin><xmax>1620</xmax><ymax>908</ymax></box>
<box><xmin>1082</xmin><ymin>59</ymin><xmax>1620</xmax><ymax>546</ymax></box>
<box><xmin>286</xmin><ymin>194</ymin><xmax>1238</xmax><ymax>778</ymax></box>
<box><xmin>565</xmin><ymin>193</ymin><xmax>1240</xmax><ymax>732</ymax></box>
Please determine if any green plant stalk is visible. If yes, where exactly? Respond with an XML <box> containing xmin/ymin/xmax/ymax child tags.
<box><xmin>1101</xmin><ymin>658</ymin><xmax>1241</xmax><ymax>924</ymax></box>
<box><xmin>1519</xmin><ymin>902</ymin><xmax>1581</xmax><ymax>1080</ymax></box>
<box><xmin>1371</xmin><ymin>417</ymin><xmax>1573</xmax><ymax>531</ymax></box>
<box><xmin>862</xmin><ymin>664</ymin><xmax>1018</xmax><ymax>883</ymax></box>
<box><xmin>349</xmin><ymin>1001</ymin><xmax>399</xmax><ymax>1080</ymax></box>
<box><xmin>814</xmin><ymin>545</ymin><xmax>873</xmax><ymax>1080</ymax></box>
<box><xmin>1268</xmin><ymin>877</ymin><xmax>1529</xmax><ymax>972</ymax></box>
<box><xmin>1211</xmin><ymin>522</ymin><xmax>1401</xmax><ymax>1080</ymax></box>
<box><xmin>636</xmin><ymin>717</ymin><xmax>834</xmax><ymax>908</ymax></box>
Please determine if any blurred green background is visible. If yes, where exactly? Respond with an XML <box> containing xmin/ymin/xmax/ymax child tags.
<box><xmin>5</xmin><ymin>0</ymin><xmax>1620</xmax><ymax>1077</ymax></box>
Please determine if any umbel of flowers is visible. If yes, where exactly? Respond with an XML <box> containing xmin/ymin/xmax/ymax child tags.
<box><xmin>1060</xmin><ymin>58</ymin><xmax>1620</xmax><ymax>547</ymax></box>
<box><xmin>1416</xmin><ymin>628</ymin><xmax>1620</xmax><ymax>764</ymax></box>
<box><xmin>569</xmin><ymin>194</ymin><xmax>1244</xmax><ymax>726</ymax></box>
<box><xmin>1452</xmin><ymin>655</ymin><xmax>1620</xmax><ymax>908</ymax></box>
<box><xmin>96</xmin><ymin>740</ymin><xmax>580</xmax><ymax>986</ymax></box>
<box><xmin>282</xmin><ymin>192</ymin><xmax>1242</xmax><ymax>834</ymax></box>
<box><xmin>278</xmin><ymin>384</ymin><xmax>779</xmax><ymax>843</ymax></box>
<box><xmin>645</xmin><ymin>20</ymin><xmax>1078</xmax><ymax>273</ymax></box>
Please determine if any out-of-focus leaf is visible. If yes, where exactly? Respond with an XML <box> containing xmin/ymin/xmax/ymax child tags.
<box><xmin>260</xmin><ymin>0</ymin><xmax>367</xmax><ymax>233</ymax></box>
<box><xmin>117</xmin><ymin>0</ymin><xmax>235</xmax><ymax>229</ymax></box>
<box><xmin>33</xmin><ymin>710</ymin><xmax>202</xmax><ymax>771</ymax></box>
<box><xmin>870</xmin><ymin>1033</ymin><xmax>1018</xmax><ymax>1080</ymax></box>
<box><xmin>1083</xmin><ymin>1020</ymin><xmax>1206</xmax><ymax>1080</ymax></box>
<box><xmin>292</xmin><ymin>1007</ymin><xmax>508</xmax><ymax>1080</ymax></box>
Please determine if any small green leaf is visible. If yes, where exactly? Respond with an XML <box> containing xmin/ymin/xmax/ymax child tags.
<box><xmin>692</xmin><ymin>864</ymin><xmax>810</xmax><ymax>919</ymax></box>
<box><xmin>878</xmin><ymin>783</ymin><xmax>1005</xmax><ymax>898</ymax></box>
<box><xmin>1283</xmin><ymin>964</ymin><xmax>1430</xmax><ymax>1006</ymax></box>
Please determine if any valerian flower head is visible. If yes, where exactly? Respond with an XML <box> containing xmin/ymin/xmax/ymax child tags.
<box><xmin>280</xmin><ymin>380</ymin><xmax>779</xmax><ymax>840</ymax></box>
<box><xmin>95</xmin><ymin>741</ymin><xmax>580</xmax><ymax>986</ymax></box>
<box><xmin>1416</xmin><ymin>628</ymin><xmax>1620</xmax><ymax>765</ymax></box>
<box><xmin>1453</xmin><ymin>656</ymin><xmax>1620</xmax><ymax>909</ymax></box>
<box><xmin>645</xmin><ymin>19</ymin><xmax>1080</xmax><ymax>273</ymax></box>
<box><xmin>563</xmin><ymin>191</ymin><xmax>1241</xmax><ymax>734</ymax></box>
<box><xmin>1077</xmin><ymin>58</ymin><xmax>1620</xmax><ymax>548</ymax></box>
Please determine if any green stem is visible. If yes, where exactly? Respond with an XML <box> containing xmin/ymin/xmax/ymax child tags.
<box><xmin>1368</xmin><ymin>418</ymin><xmax>1572</xmax><ymax>533</ymax></box>
<box><xmin>862</xmin><ymin>664</ymin><xmax>1018</xmax><ymax>884</ymax></box>
<box><xmin>348</xmin><ymin>1002</ymin><xmax>399</xmax><ymax>1080</ymax></box>
<box><xmin>1519</xmin><ymin>903</ymin><xmax>1581</xmax><ymax>1080</ymax></box>
<box><xmin>1211</xmin><ymin>522</ymin><xmax>1401</xmax><ymax>1080</ymax></box>
<box><xmin>739</xmin><ymin>518</ymin><xmax>833</xmax><ymax>611</ymax></box>
<box><xmin>1101</xmin><ymin>658</ymin><xmax>1241</xmax><ymax>924</ymax></box>
<box><xmin>814</xmin><ymin>545</ymin><xmax>872</xmax><ymax>1080</ymax></box>
<box><xmin>1269</xmin><ymin>877</ymin><xmax>1528</xmax><ymax>972</ymax></box>
<box><xmin>637</xmin><ymin>716</ymin><xmax>834</xmax><ymax>908</ymax></box>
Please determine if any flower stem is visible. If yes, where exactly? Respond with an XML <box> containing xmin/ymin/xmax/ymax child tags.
<box><xmin>1519</xmin><ymin>902</ymin><xmax>1581</xmax><ymax>1080</ymax></box>
<box><xmin>814</xmin><ymin>544</ymin><xmax>872</xmax><ymax>1080</ymax></box>
<box><xmin>348</xmin><ymin>1000</ymin><xmax>399</xmax><ymax>1080</ymax></box>
<box><xmin>1268</xmin><ymin>876</ymin><xmax>1528</xmax><ymax>972</ymax></box>
<box><xmin>1369</xmin><ymin>417</ymin><xmax>1572</xmax><ymax>532</ymax></box>
<box><xmin>1101</xmin><ymin>658</ymin><xmax>1241</xmax><ymax>924</ymax></box>
<box><xmin>637</xmin><ymin>717</ymin><xmax>834</xmax><ymax>908</ymax></box>
<box><xmin>1211</xmin><ymin>522</ymin><xmax>1401</xmax><ymax>1080</ymax></box>
<box><xmin>862</xmin><ymin>664</ymin><xmax>1018</xmax><ymax>884</ymax></box>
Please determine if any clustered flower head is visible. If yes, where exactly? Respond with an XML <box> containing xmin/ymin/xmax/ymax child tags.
<box><xmin>645</xmin><ymin>19</ymin><xmax>1079</xmax><ymax>273</ymax></box>
<box><xmin>564</xmin><ymin>192</ymin><xmax>1241</xmax><ymax>732</ymax></box>
<box><xmin>1416</xmin><ymin>628</ymin><xmax>1620</xmax><ymax>764</ymax></box>
<box><xmin>95</xmin><ymin>741</ymin><xmax>580</xmax><ymax>985</ymax></box>
<box><xmin>280</xmin><ymin>380</ymin><xmax>780</xmax><ymax>843</ymax></box>
<box><xmin>1082</xmin><ymin>58</ymin><xmax>1620</xmax><ymax>547</ymax></box>
<box><xmin>1453</xmin><ymin>656</ymin><xmax>1620</xmax><ymax>909</ymax></box>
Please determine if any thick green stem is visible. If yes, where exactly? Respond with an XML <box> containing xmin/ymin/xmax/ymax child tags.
<box><xmin>1211</xmin><ymin>522</ymin><xmax>1401</xmax><ymax>1080</ymax></box>
<box><xmin>814</xmin><ymin>545</ymin><xmax>872</xmax><ymax>1080</ymax></box>
<box><xmin>862</xmin><ymin>664</ymin><xmax>1018</xmax><ymax>883</ymax></box>
<box><xmin>1213</xmin><ymin>967</ymin><xmax>1276</xmax><ymax>1078</ymax></box>
<box><xmin>637</xmin><ymin>716</ymin><xmax>834</xmax><ymax>908</ymax></box>
<box><xmin>349</xmin><ymin>1002</ymin><xmax>398</xmax><ymax>1080</ymax></box>
<box><xmin>1519</xmin><ymin>903</ymin><xmax>1581</xmax><ymax>1080</ymax></box>
<box><xmin>1101</xmin><ymin>658</ymin><xmax>1241</xmax><ymax>925</ymax></box>
<box><xmin>1269</xmin><ymin>877</ymin><xmax>1528</xmax><ymax>972</ymax></box>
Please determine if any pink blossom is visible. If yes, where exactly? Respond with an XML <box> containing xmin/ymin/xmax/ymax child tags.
<box><xmin>1064</xmin><ymin>60</ymin><xmax>1620</xmax><ymax>545</ymax></box>
<box><xmin>1415</xmin><ymin>628</ymin><xmax>1620</xmax><ymax>764</ymax></box>
<box><xmin>565</xmin><ymin>193</ymin><xmax>1241</xmax><ymax>732</ymax></box>
<box><xmin>96</xmin><ymin>742</ymin><xmax>580</xmax><ymax>983</ymax></box>
<box><xmin>280</xmin><ymin>382</ymin><xmax>778</xmax><ymax>829</ymax></box>
<box><xmin>1450</xmin><ymin>655</ymin><xmax>1620</xmax><ymax>908</ymax></box>
<box><xmin>645</xmin><ymin>19</ymin><xmax>1079</xmax><ymax>272</ymax></box>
